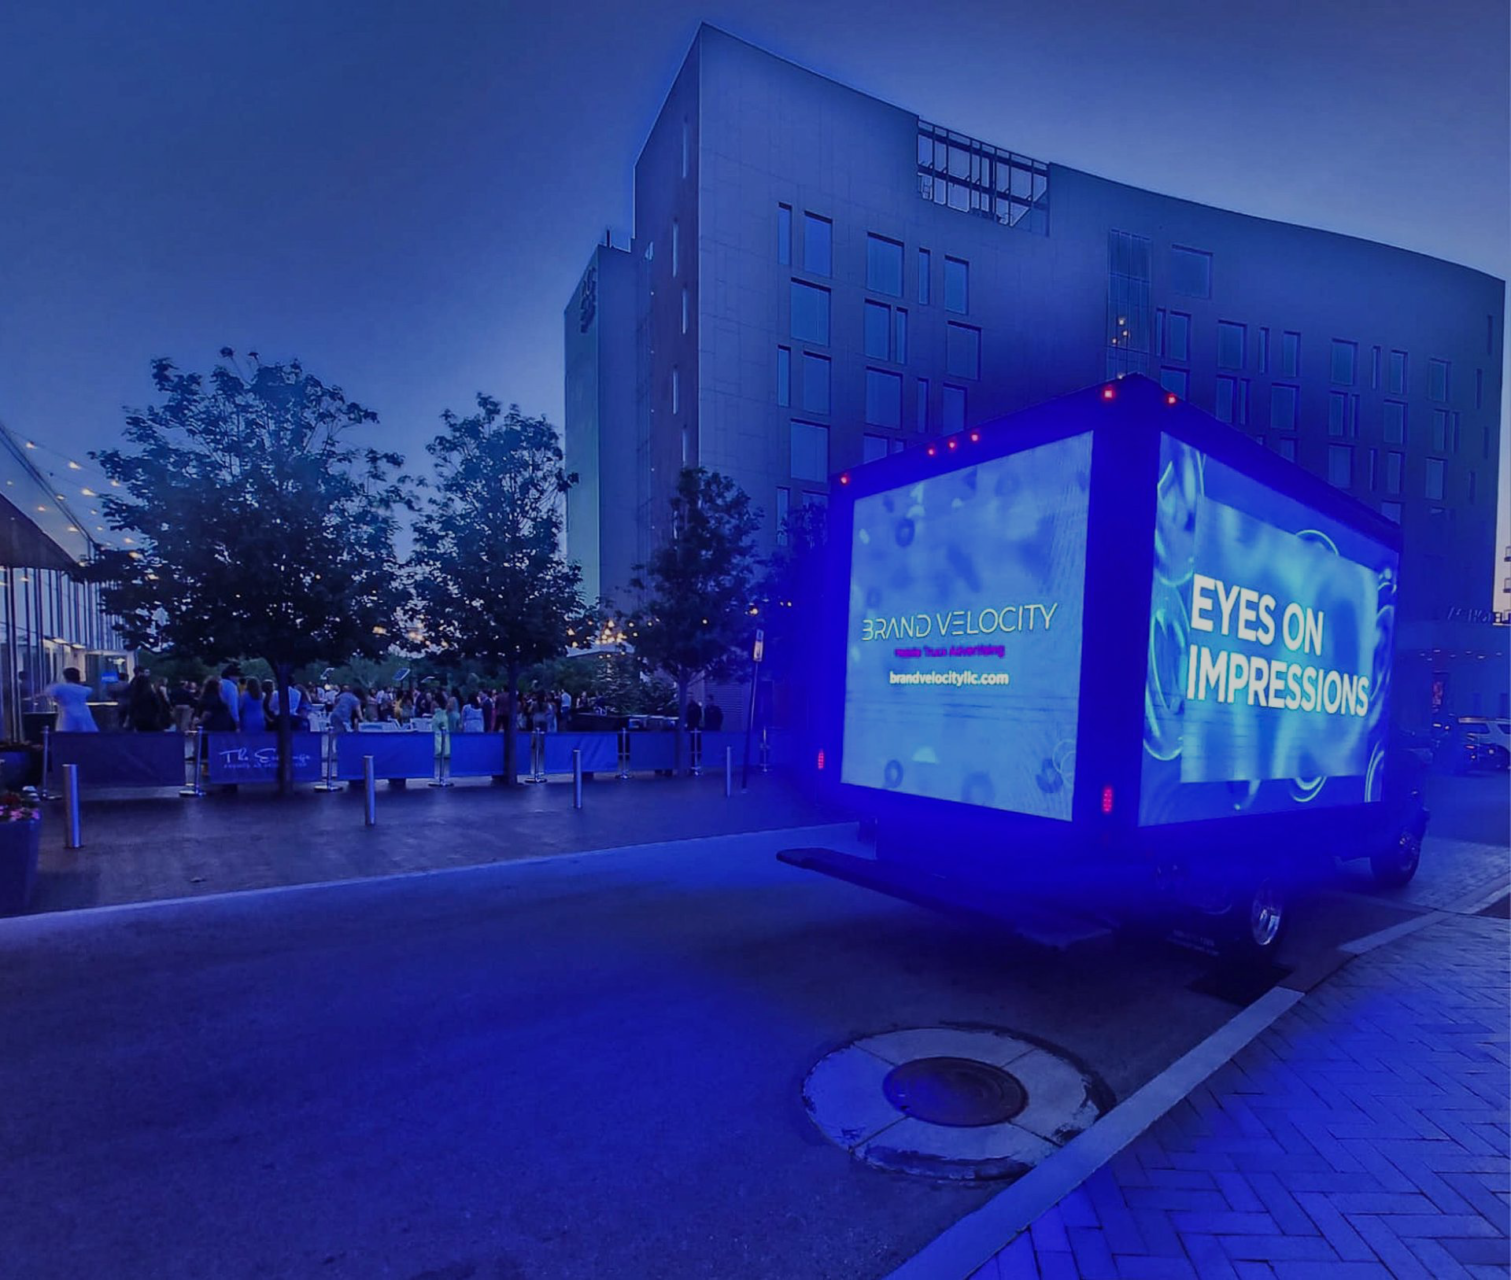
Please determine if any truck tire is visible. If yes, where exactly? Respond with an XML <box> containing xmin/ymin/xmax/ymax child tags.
<box><xmin>1218</xmin><ymin>875</ymin><xmax>1288</xmax><ymax>967</ymax></box>
<box><xmin>1371</xmin><ymin>828</ymin><xmax>1422</xmax><ymax>889</ymax></box>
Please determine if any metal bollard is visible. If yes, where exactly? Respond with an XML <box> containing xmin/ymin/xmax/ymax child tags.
<box><xmin>179</xmin><ymin>729</ymin><xmax>205</xmax><ymax>797</ymax></box>
<box><xmin>314</xmin><ymin>731</ymin><xmax>338</xmax><ymax>793</ymax></box>
<box><xmin>725</xmin><ymin>746</ymin><xmax>733</xmax><ymax>798</ymax></box>
<box><xmin>62</xmin><ymin>763</ymin><xmax>82</xmax><ymax>850</ymax></box>
<box><xmin>617</xmin><ymin>726</ymin><xmax>631</xmax><ymax>780</ymax></box>
<box><xmin>572</xmin><ymin>748</ymin><xmax>583</xmax><ymax>809</ymax></box>
<box><xmin>759</xmin><ymin>727</ymin><xmax>771</xmax><ymax>774</ymax></box>
<box><xmin>690</xmin><ymin>727</ymin><xmax>702</xmax><ymax>777</ymax></box>
<box><xmin>363</xmin><ymin>755</ymin><xmax>377</xmax><ymax>826</ymax></box>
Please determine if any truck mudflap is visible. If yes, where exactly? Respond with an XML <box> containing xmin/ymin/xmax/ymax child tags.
<box><xmin>777</xmin><ymin>846</ymin><xmax>1117</xmax><ymax>950</ymax></box>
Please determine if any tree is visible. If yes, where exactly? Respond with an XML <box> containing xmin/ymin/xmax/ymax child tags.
<box><xmin>409</xmin><ymin>395</ymin><xmax>583</xmax><ymax>785</ymax></box>
<box><xmin>624</xmin><ymin>467</ymin><xmax>762</xmax><ymax>772</ymax></box>
<box><xmin>90</xmin><ymin>351</ymin><xmax>410</xmax><ymax>790</ymax></box>
<box><xmin>756</xmin><ymin>499</ymin><xmax>828</xmax><ymax>744</ymax></box>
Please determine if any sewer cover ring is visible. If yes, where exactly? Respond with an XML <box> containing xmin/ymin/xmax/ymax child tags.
<box><xmin>882</xmin><ymin>1056</ymin><xmax>1027</xmax><ymax>1127</ymax></box>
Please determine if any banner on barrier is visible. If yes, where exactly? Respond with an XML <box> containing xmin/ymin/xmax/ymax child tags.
<box><xmin>47</xmin><ymin>732</ymin><xmax>187</xmax><ymax>789</ymax></box>
<box><xmin>205</xmin><ymin>732</ymin><xmax>322</xmax><ymax>784</ymax></box>
<box><xmin>335</xmin><ymin>733</ymin><xmax>434</xmax><ymax>781</ymax></box>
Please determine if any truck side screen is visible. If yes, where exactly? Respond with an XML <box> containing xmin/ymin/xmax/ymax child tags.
<box><xmin>1140</xmin><ymin>435</ymin><xmax>1398</xmax><ymax>824</ymax></box>
<box><xmin>840</xmin><ymin>432</ymin><xmax>1093</xmax><ymax>820</ymax></box>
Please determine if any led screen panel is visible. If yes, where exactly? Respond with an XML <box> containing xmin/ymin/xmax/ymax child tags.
<box><xmin>1141</xmin><ymin>434</ymin><xmax>1397</xmax><ymax>824</ymax></box>
<box><xmin>841</xmin><ymin>432</ymin><xmax>1092</xmax><ymax>819</ymax></box>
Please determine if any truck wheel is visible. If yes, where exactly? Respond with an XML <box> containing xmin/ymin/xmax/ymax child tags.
<box><xmin>1371</xmin><ymin>828</ymin><xmax>1422</xmax><ymax>889</ymax></box>
<box><xmin>1219</xmin><ymin>876</ymin><xmax>1288</xmax><ymax>966</ymax></box>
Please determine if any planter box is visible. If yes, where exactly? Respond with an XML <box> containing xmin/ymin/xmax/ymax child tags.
<box><xmin>0</xmin><ymin>818</ymin><xmax>40</xmax><ymax>915</ymax></box>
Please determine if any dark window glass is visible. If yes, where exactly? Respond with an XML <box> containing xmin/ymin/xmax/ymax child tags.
<box><xmin>915</xmin><ymin>378</ymin><xmax>928</xmax><ymax>431</ymax></box>
<box><xmin>1160</xmin><ymin>367</ymin><xmax>1189</xmax><ymax>398</ymax></box>
<box><xmin>864</xmin><ymin>301</ymin><xmax>890</xmax><ymax>360</ymax></box>
<box><xmin>1386</xmin><ymin>452</ymin><xmax>1403</xmax><ymax>495</ymax></box>
<box><xmin>1168</xmin><ymin>312</ymin><xmax>1190</xmax><ymax>362</ymax></box>
<box><xmin>1388</xmin><ymin>350</ymin><xmax>1406</xmax><ymax>395</ymax></box>
<box><xmin>1273</xmin><ymin>437</ymin><xmax>1296</xmax><ymax>462</ymax></box>
<box><xmin>1381</xmin><ymin>500</ymin><xmax>1401</xmax><ymax>524</ymax></box>
<box><xmin>942</xmin><ymin>384</ymin><xmax>966</xmax><ymax>433</ymax></box>
<box><xmin>1428</xmin><ymin>358</ymin><xmax>1450</xmax><ymax>403</ymax></box>
<box><xmin>866</xmin><ymin>234</ymin><xmax>903</xmax><ymax>296</ymax></box>
<box><xmin>1425</xmin><ymin>457</ymin><xmax>1445</xmax><ymax>500</ymax></box>
<box><xmin>1217</xmin><ymin>321</ymin><xmax>1246</xmax><ymax>370</ymax></box>
<box><xmin>776</xmin><ymin>347</ymin><xmax>790</xmax><ymax>407</ymax></box>
<box><xmin>946</xmin><ymin>323</ymin><xmax>981</xmax><ymax>379</ymax></box>
<box><xmin>1328</xmin><ymin>392</ymin><xmax>1348</xmax><ymax>438</ymax></box>
<box><xmin>1370</xmin><ymin>345</ymin><xmax>1381</xmax><ymax>389</ymax></box>
<box><xmin>1383</xmin><ymin>401</ymin><xmax>1406</xmax><ymax>444</ymax></box>
<box><xmin>790</xmin><ymin>281</ymin><xmax>829</xmax><ymax>345</ymax></box>
<box><xmin>917</xmin><ymin>248</ymin><xmax>931</xmax><ymax>304</ymax></box>
<box><xmin>1217</xmin><ymin>375</ymin><xmax>1236</xmax><ymax>423</ymax></box>
<box><xmin>864</xmin><ymin>369</ymin><xmax>902</xmax><ymax>429</ymax></box>
<box><xmin>863</xmin><ymin>434</ymin><xmax>889</xmax><ymax>464</ymax></box>
<box><xmin>1431</xmin><ymin>410</ymin><xmax>1448</xmax><ymax>453</ymax></box>
<box><xmin>801</xmin><ymin>353</ymin><xmax>830</xmax><ymax>415</ymax></box>
<box><xmin>1280</xmin><ymin>331</ymin><xmax>1300</xmax><ymax>378</ymax></box>
<box><xmin>790</xmin><ymin>420</ymin><xmax>829</xmax><ymax>482</ymax></box>
<box><xmin>895</xmin><ymin>310</ymin><xmax>908</xmax><ymax>364</ymax></box>
<box><xmin>775</xmin><ymin>488</ymin><xmax>790</xmax><ymax>543</ymax></box>
<box><xmin>944</xmin><ymin>257</ymin><xmax>969</xmax><ymax>313</ymax></box>
<box><xmin>1170</xmin><ymin>246</ymin><xmax>1212</xmax><ymax>298</ymax></box>
<box><xmin>1330</xmin><ymin>339</ymin><xmax>1357</xmax><ymax>386</ymax></box>
<box><xmin>1270</xmin><ymin>384</ymin><xmax>1298</xmax><ymax>431</ymax></box>
<box><xmin>803</xmin><ymin>214</ymin><xmax>832</xmax><ymax>276</ymax></box>
<box><xmin>1328</xmin><ymin>444</ymin><xmax>1352</xmax><ymax>489</ymax></box>
<box><xmin>1258</xmin><ymin>327</ymin><xmax>1270</xmax><ymax>372</ymax></box>
<box><xmin>777</xmin><ymin>205</ymin><xmax>791</xmax><ymax>265</ymax></box>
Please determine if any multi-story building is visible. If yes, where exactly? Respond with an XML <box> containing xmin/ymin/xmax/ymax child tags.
<box><xmin>566</xmin><ymin>24</ymin><xmax>1506</xmax><ymax>724</ymax></box>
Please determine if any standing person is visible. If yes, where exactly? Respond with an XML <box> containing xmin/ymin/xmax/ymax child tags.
<box><xmin>544</xmin><ymin>695</ymin><xmax>558</xmax><ymax>734</ymax></box>
<box><xmin>705</xmin><ymin>698</ymin><xmax>724</xmax><ymax>731</ymax></box>
<box><xmin>461</xmin><ymin>695</ymin><xmax>484</xmax><ymax>733</ymax></box>
<box><xmin>46</xmin><ymin>667</ymin><xmax>98</xmax><ymax>732</ymax></box>
<box><xmin>240</xmin><ymin>678</ymin><xmax>267</xmax><ymax>733</ymax></box>
<box><xmin>196</xmin><ymin>680</ymin><xmax>236</xmax><ymax>732</ymax></box>
<box><xmin>219</xmin><ymin>664</ymin><xmax>242</xmax><ymax>729</ymax></box>
<box><xmin>125</xmin><ymin>671</ymin><xmax>169</xmax><ymax>731</ymax></box>
<box><xmin>330</xmin><ymin>685</ymin><xmax>361</xmax><ymax>734</ymax></box>
<box><xmin>267</xmin><ymin>681</ymin><xmax>305</xmax><ymax>730</ymax></box>
<box><xmin>169</xmin><ymin>678</ymin><xmax>197</xmax><ymax>734</ymax></box>
<box><xmin>685</xmin><ymin>698</ymin><xmax>703</xmax><ymax>732</ymax></box>
<box><xmin>559</xmin><ymin>687</ymin><xmax>573</xmax><ymax>725</ymax></box>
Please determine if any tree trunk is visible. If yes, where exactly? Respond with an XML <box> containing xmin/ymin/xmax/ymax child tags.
<box><xmin>675</xmin><ymin>673</ymin><xmax>689</xmax><ymax>776</ymax></box>
<box><xmin>502</xmin><ymin>659</ymin><xmax>520</xmax><ymax>785</ymax></box>
<box><xmin>274</xmin><ymin>660</ymin><xmax>294</xmax><ymax>796</ymax></box>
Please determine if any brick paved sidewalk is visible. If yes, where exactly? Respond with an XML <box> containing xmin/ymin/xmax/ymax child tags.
<box><xmin>974</xmin><ymin>911</ymin><xmax>1510</xmax><ymax>1279</ymax></box>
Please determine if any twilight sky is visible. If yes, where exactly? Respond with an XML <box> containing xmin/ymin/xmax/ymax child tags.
<box><xmin>2</xmin><ymin>0</ymin><xmax>1507</xmax><ymax>572</ymax></box>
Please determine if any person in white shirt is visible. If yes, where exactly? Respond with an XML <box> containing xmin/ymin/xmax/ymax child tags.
<box><xmin>46</xmin><ymin>667</ymin><xmax>98</xmax><ymax>732</ymax></box>
<box><xmin>219</xmin><ymin>664</ymin><xmax>242</xmax><ymax>728</ymax></box>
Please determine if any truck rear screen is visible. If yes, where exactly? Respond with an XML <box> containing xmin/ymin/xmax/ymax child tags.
<box><xmin>841</xmin><ymin>432</ymin><xmax>1092</xmax><ymax>820</ymax></box>
<box><xmin>1141</xmin><ymin>434</ymin><xmax>1398</xmax><ymax>824</ymax></box>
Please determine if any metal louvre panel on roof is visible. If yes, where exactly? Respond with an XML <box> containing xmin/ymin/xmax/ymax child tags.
<box><xmin>0</xmin><ymin>489</ymin><xmax>79</xmax><ymax>571</ymax></box>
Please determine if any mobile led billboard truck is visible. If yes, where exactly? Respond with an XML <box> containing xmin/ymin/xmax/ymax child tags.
<box><xmin>786</xmin><ymin>377</ymin><xmax>1423</xmax><ymax>961</ymax></box>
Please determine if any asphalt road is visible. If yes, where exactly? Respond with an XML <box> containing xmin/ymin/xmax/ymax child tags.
<box><xmin>1</xmin><ymin>822</ymin><xmax>1257</xmax><ymax>1280</ymax></box>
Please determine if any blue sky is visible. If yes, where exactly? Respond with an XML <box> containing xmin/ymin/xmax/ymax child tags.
<box><xmin>2</xmin><ymin>0</ymin><xmax>1507</xmax><ymax>581</ymax></box>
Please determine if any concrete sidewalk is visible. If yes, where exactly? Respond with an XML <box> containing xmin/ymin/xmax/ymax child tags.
<box><xmin>970</xmin><ymin>903</ymin><xmax>1510</xmax><ymax>1278</ymax></box>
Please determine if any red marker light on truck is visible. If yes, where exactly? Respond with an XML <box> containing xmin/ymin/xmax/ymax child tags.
<box><xmin>926</xmin><ymin>446</ymin><xmax>936</xmax><ymax>457</ymax></box>
<box><xmin>947</xmin><ymin>437</ymin><xmax>958</xmax><ymax>450</ymax></box>
<box><xmin>969</xmin><ymin>431</ymin><xmax>980</xmax><ymax>443</ymax></box>
<box><xmin>1101</xmin><ymin>785</ymin><xmax>1114</xmax><ymax>815</ymax></box>
<box><xmin>1166</xmin><ymin>393</ymin><xmax>1178</xmax><ymax>405</ymax></box>
<box><xmin>839</xmin><ymin>473</ymin><xmax>850</xmax><ymax>485</ymax></box>
<box><xmin>816</xmin><ymin>749</ymin><xmax>826</xmax><ymax>771</ymax></box>
<box><xmin>1102</xmin><ymin>386</ymin><xmax>1115</xmax><ymax>400</ymax></box>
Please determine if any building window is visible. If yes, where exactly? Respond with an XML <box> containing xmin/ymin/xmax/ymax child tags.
<box><xmin>776</xmin><ymin>347</ymin><xmax>790</xmax><ymax>407</ymax></box>
<box><xmin>1280</xmin><ymin>331</ymin><xmax>1300</xmax><ymax>378</ymax></box>
<box><xmin>1475</xmin><ymin>368</ymin><xmax>1484</xmax><ymax>409</ymax></box>
<box><xmin>944</xmin><ymin>257</ymin><xmax>969</xmax><ymax>313</ymax></box>
<box><xmin>942</xmin><ymin>384</ymin><xmax>966</xmax><ymax>433</ymax></box>
<box><xmin>1258</xmin><ymin>327</ymin><xmax>1270</xmax><ymax>373</ymax></box>
<box><xmin>1155</xmin><ymin>309</ymin><xmax>1166</xmax><ymax>357</ymax></box>
<box><xmin>1170</xmin><ymin>246</ymin><xmax>1212</xmax><ymax>298</ymax></box>
<box><xmin>680</xmin><ymin>120</ymin><xmax>689</xmax><ymax>179</ymax></box>
<box><xmin>1330</xmin><ymin>339</ymin><xmax>1357</xmax><ymax>386</ymax></box>
<box><xmin>777</xmin><ymin>205</ymin><xmax>791</xmax><ymax>266</ymax></box>
<box><xmin>804</xmin><ymin>213</ymin><xmax>832</xmax><ymax>277</ymax></box>
<box><xmin>1368</xmin><ymin>447</ymin><xmax>1379</xmax><ymax>490</ymax></box>
<box><xmin>1386</xmin><ymin>452</ymin><xmax>1403</xmax><ymax>495</ymax></box>
<box><xmin>866</xmin><ymin>234</ymin><xmax>903</xmax><ymax>296</ymax></box>
<box><xmin>671</xmin><ymin>220</ymin><xmax>679</xmax><ymax>277</ymax></box>
<box><xmin>801</xmin><ymin>353</ymin><xmax>831</xmax><ymax>415</ymax></box>
<box><xmin>790</xmin><ymin>420</ymin><xmax>829</xmax><ymax>482</ymax></box>
<box><xmin>1167</xmin><ymin>312</ymin><xmax>1191</xmax><ymax>362</ymax></box>
<box><xmin>917</xmin><ymin>249</ymin><xmax>931</xmax><ymax>304</ymax></box>
<box><xmin>681</xmin><ymin>287</ymin><xmax>689</xmax><ymax>335</ymax></box>
<box><xmin>1388</xmin><ymin>349</ymin><xmax>1406</xmax><ymax>395</ymax></box>
<box><xmin>1217</xmin><ymin>321</ymin><xmax>1246</xmax><ymax>370</ymax></box>
<box><xmin>1160</xmin><ymin>367</ymin><xmax>1189</xmax><ymax>398</ymax></box>
<box><xmin>1327</xmin><ymin>444</ymin><xmax>1352</xmax><ymax>489</ymax></box>
<box><xmin>1370</xmin><ymin>345</ymin><xmax>1381</xmax><ymax>389</ymax></box>
<box><xmin>864</xmin><ymin>301</ymin><xmax>890</xmax><ymax>359</ymax></box>
<box><xmin>1381</xmin><ymin>501</ymin><xmax>1402</xmax><ymax>524</ymax></box>
<box><xmin>790</xmin><ymin>281</ymin><xmax>830</xmax><ymax>345</ymax></box>
<box><xmin>1431</xmin><ymin>409</ymin><xmax>1448</xmax><ymax>453</ymax></box>
<box><xmin>1425</xmin><ymin>458</ymin><xmax>1445</xmax><ymax>500</ymax></box>
<box><xmin>894</xmin><ymin>309</ymin><xmax>908</xmax><ymax>364</ymax></box>
<box><xmin>863</xmin><ymin>434</ymin><xmax>890</xmax><ymax>464</ymax></box>
<box><xmin>865</xmin><ymin>369</ymin><xmax>902</xmax><ymax>429</ymax></box>
<box><xmin>775</xmin><ymin>487</ymin><xmax>790</xmax><ymax>544</ymax></box>
<box><xmin>1270</xmin><ymin>384</ymin><xmax>1298</xmax><ymax>431</ymax></box>
<box><xmin>1428</xmin><ymin>358</ymin><xmax>1449</xmax><ymax>403</ymax></box>
<box><xmin>671</xmin><ymin>367</ymin><xmax>680</xmax><ymax>415</ymax></box>
<box><xmin>916</xmin><ymin>378</ymin><xmax>929</xmax><ymax>431</ymax></box>
<box><xmin>1106</xmin><ymin>230</ymin><xmax>1152</xmax><ymax>377</ymax></box>
<box><xmin>1383</xmin><ymin>401</ymin><xmax>1406</xmax><ymax>444</ymax></box>
<box><xmin>1328</xmin><ymin>392</ymin><xmax>1348</xmax><ymax>437</ymax></box>
<box><xmin>946</xmin><ymin>323</ymin><xmax>981</xmax><ymax>379</ymax></box>
<box><xmin>1217</xmin><ymin>375</ymin><xmax>1236</xmax><ymax>423</ymax></box>
<box><xmin>916</xmin><ymin>120</ymin><xmax>1049</xmax><ymax>233</ymax></box>
<box><xmin>1273</xmin><ymin>437</ymin><xmax>1297</xmax><ymax>462</ymax></box>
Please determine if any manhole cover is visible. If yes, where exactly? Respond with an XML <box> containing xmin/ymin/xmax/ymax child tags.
<box><xmin>882</xmin><ymin>1056</ymin><xmax>1026</xmax><ymax>1127</ymax></box>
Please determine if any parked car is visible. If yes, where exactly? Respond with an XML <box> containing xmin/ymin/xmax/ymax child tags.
<box><xmin>1447</xmin><ymin>716</ymin><xmax>1511</xmax><ymax>772</ymax></box>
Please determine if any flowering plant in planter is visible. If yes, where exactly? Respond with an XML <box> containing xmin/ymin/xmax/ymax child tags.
<box><xmin>0</xmin><ymin>788</ymin><xmax>41</xmax><ymax>822</ymax></box>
